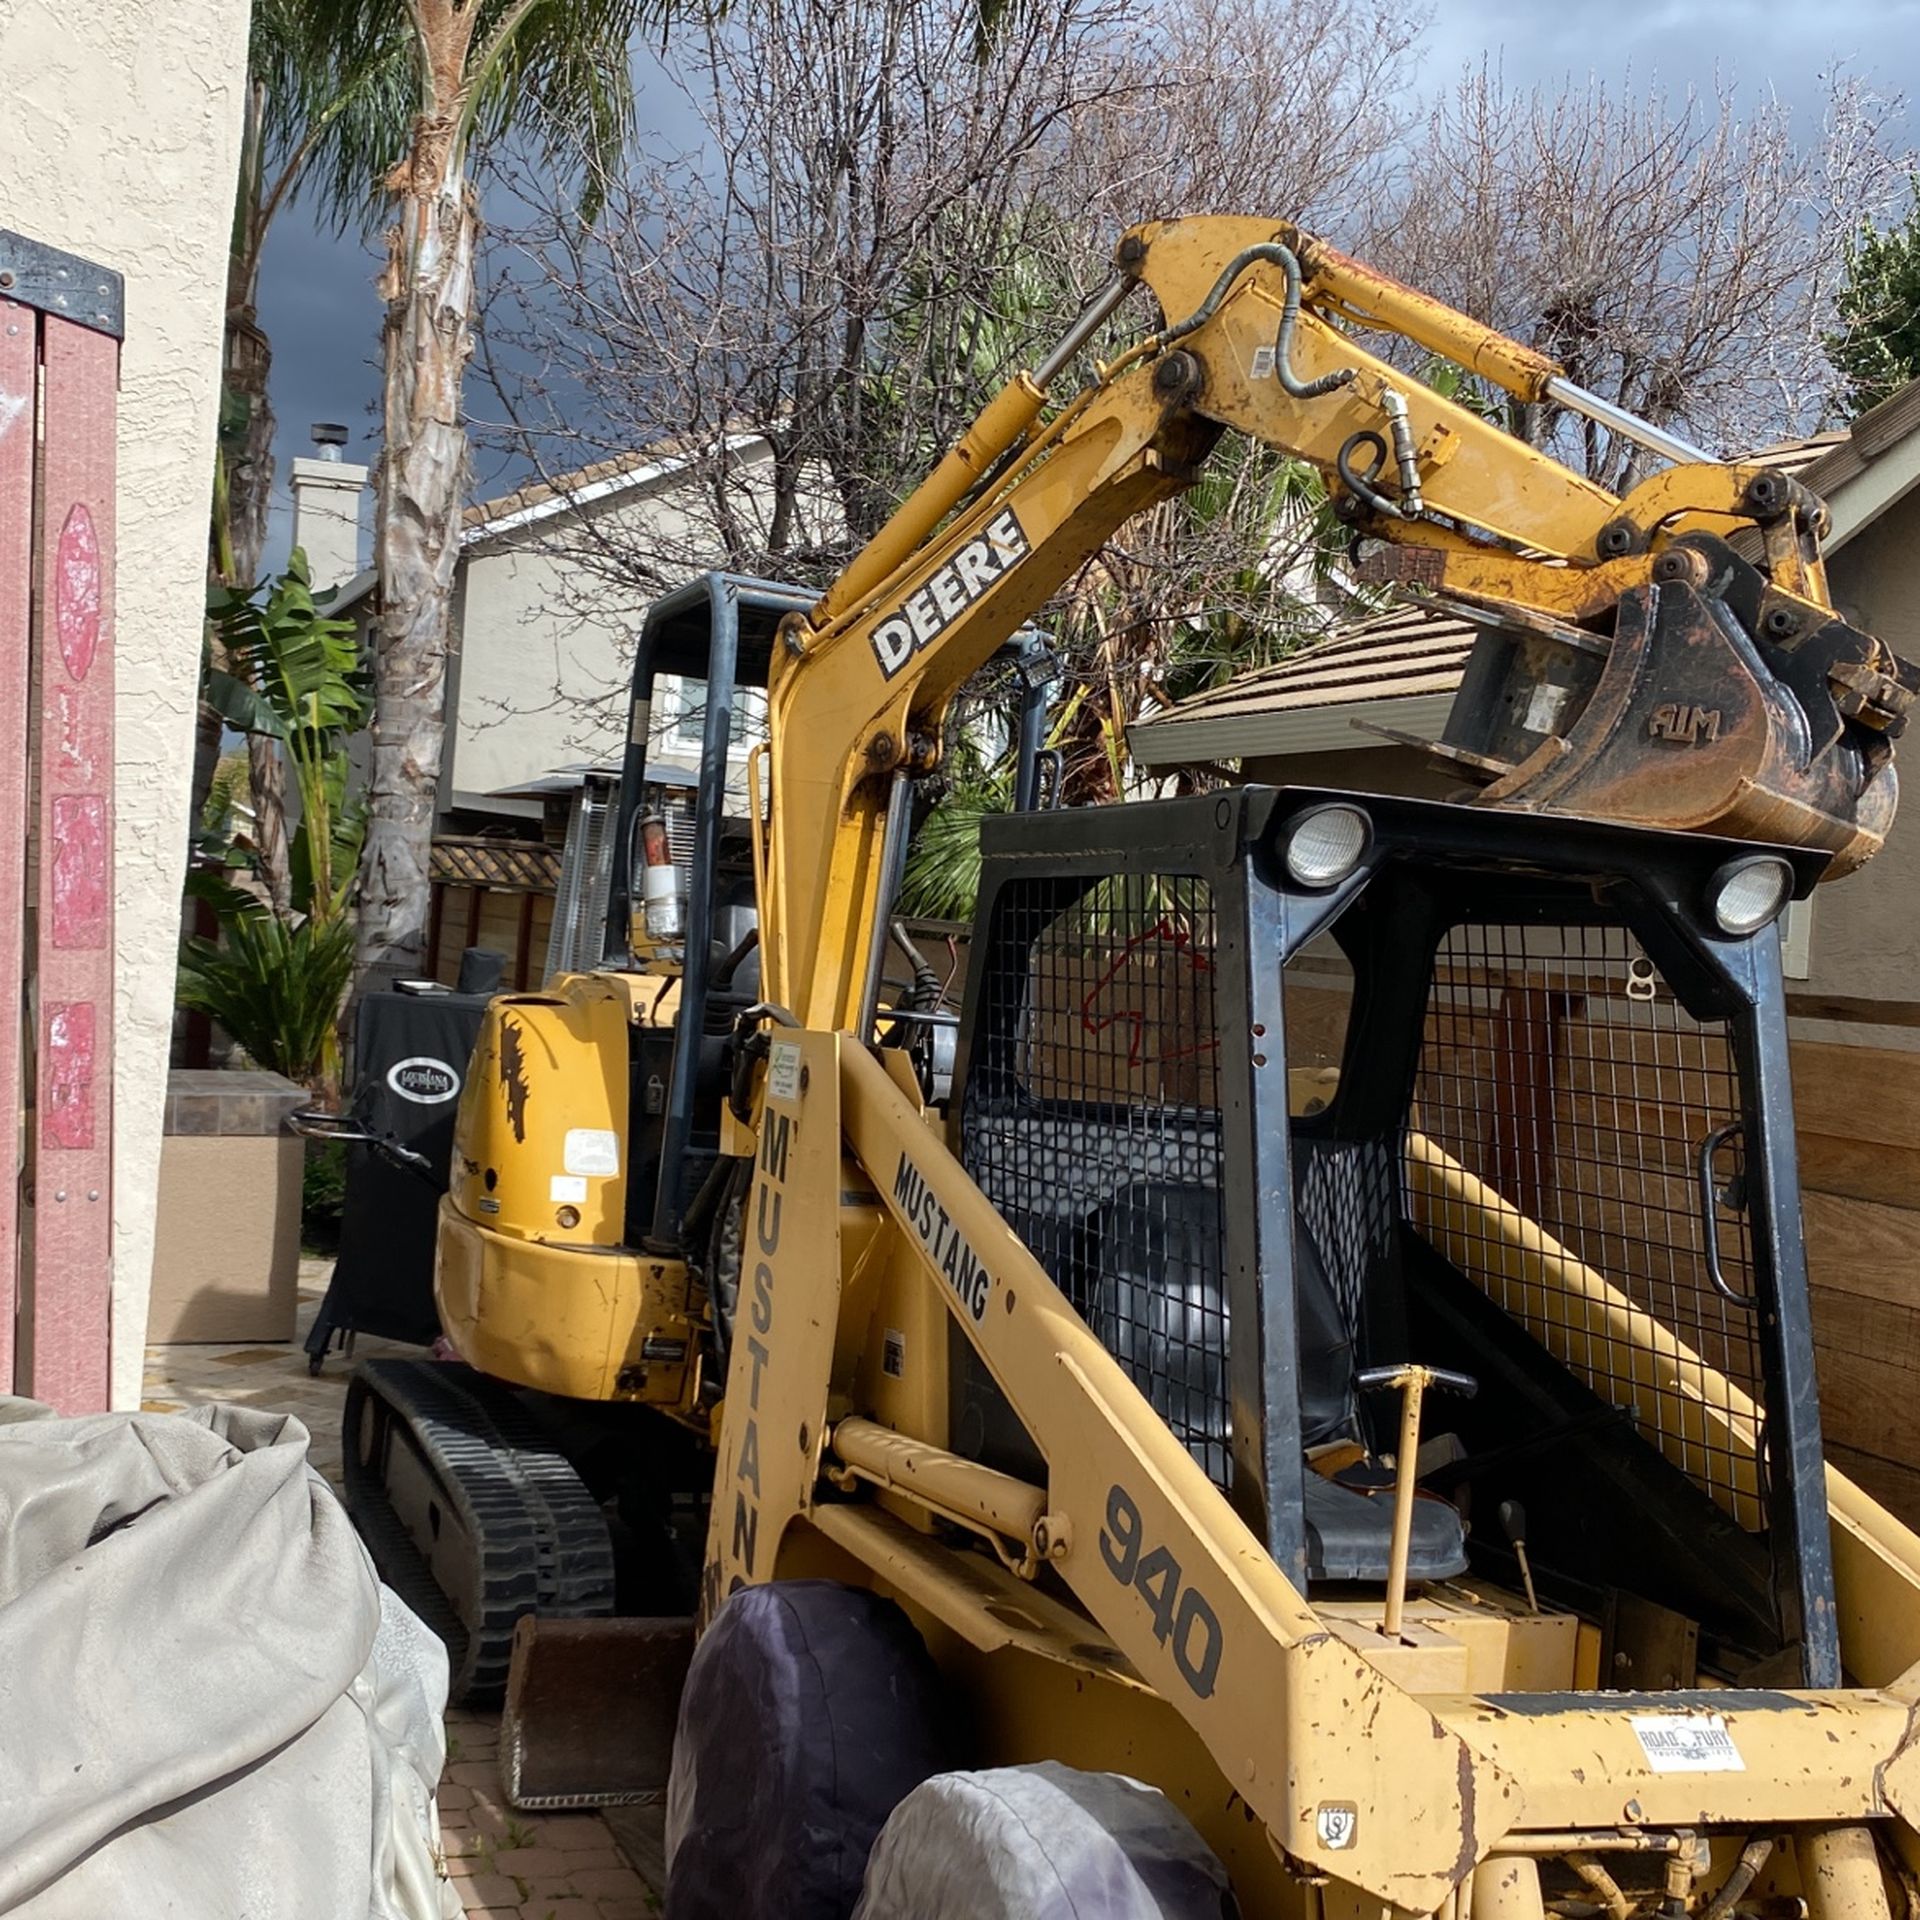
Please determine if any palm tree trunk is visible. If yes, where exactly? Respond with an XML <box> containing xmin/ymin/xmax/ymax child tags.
<box><xmin>355</xmin><ymin>127</ymin><xmax>475</xmax><ymax>989</ymax></box>
<box><xmin>247</xmin><ymin>734</ymin><xmax>294</xmax><ymax>913</ymax></box>
<box><xmin>188</xmin><ymin>688</ymin><xmax>225</xmax><ymax>845</ymax></box>
<box><xmin>190</xmin><ymin>82</ymin><xmax>279</xmax><ymax>855</ymax></box>
<box><xmin>226</xmin><ymin>306</ymin><xmax>277</xmax><ymax>587</ymax></box>
<box><xmin>226</xmin><ymin>296</ymin><xmax>295</xmax><ymax>912</ymax></box>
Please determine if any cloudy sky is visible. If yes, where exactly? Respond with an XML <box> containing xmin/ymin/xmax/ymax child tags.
<box><xmin>257</xmin><ymin>0</ymin><xmax>1920</xmax><ymax>573</ymax></box>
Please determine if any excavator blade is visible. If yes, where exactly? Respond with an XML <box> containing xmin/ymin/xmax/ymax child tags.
<box><xmin>499</xmin><ymin>1615</ymin><xmax>695</xmax><ymax>1810</ymax></box>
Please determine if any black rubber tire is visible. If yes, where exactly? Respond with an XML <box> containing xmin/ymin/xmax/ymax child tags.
<box><xmin>663</xmin><ymin>1581</ymin><xmax>955</xmax><ymax>1920</ymax></box>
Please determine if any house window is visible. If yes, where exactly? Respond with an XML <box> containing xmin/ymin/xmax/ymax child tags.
<box><xmin>659</xmin><ymin>674</ymin><xmax>767</xmax><ymax>754</ymax></box>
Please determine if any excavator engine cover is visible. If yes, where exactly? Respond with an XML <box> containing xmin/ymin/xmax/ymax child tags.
<box><xmin>1443</xmin><ymin>535</ymin><xmax>1901</xmax><ymax>873</ymax></box>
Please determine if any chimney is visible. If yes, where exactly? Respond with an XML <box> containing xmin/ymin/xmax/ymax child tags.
<box><xmin>289</xmin><ymin>421</ymin><xmax>368</xmax><ymax>593</ymax></box>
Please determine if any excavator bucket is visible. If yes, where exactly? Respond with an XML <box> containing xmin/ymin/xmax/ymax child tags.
<box><xmin>1422</xmin><ymin>536</ymin><xmax>1916</xmax><ymax>875</ymax></box>
<box><xmin>499</xmin><ymin>1615</ymin><xmax>695</xmax><ymax>1810</ymax></box>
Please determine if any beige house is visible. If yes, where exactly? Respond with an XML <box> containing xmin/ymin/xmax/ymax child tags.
<box><xmin>3</xmin><ymin>0</ymin><xmax>254</xmax><ymax>1408</ymax></box>
<box><xmin>313</xmin><ymin>434</ymin><xmax>789</xmax><ymax>831</ymax></box>
<box><xmin>1131</xmin><ymin>384</ymin><xmax>1920</xmax><ymax>1522</ymax></box>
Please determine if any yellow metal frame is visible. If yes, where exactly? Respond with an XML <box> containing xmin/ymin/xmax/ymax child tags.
<box><xmin>436</xmin><ymin>1198</ymin><xmax>696</xmax><ymax>1408</ymax></box>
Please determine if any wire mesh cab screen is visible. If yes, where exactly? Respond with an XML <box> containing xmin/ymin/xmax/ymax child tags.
<box><xmin>1411</xmin><ymin>923</ymin><xmax>1765</xmax><ymax>1531</ymax></box>
<box><xmin>958</xmin><ymin>872</ymin><xmax>1230</xmax><ymax>1484</ymax></box>
<box><xmin>953</xmin><ymin>787</ymin><xmax>1834</xmax><ymax>1677</ymax></box>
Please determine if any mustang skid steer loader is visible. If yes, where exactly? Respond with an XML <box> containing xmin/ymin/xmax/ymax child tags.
<box><xmin>345</xmin><ymin>217</ymin><xmax>1920</xmax><ymax>1915</ymax></box>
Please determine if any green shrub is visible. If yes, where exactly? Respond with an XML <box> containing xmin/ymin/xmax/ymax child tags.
<box><xmin>176</xmin><ymin>908</ymin><xmax>357</xmax><ymax>1087</ymax></box>
<box><xmin>302</xmin><ymin>1138</ymin><xmax>350</xmax><ymax>1250</ymax></box>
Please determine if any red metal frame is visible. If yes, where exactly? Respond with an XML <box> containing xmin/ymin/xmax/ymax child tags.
<box><xmin>0</xmin><ymin>234</ymin><xmax>120</xmax><ymax>1412</ymax></box>
<box><xmin>0</xmin><ymin>300</ymin><xmax>33</xmax><ymax>1394</ymax></box>
<box><xmin>28</xmin><ymin>315</ymin><xmax>118</xmax><ymax>1412</ymax></box>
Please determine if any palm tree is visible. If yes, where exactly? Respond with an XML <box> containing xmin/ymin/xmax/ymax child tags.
<box><xmin>202</xmin><ymin>1</ymin><xmax>647</xmax><ymax>990</ymax></box>
<box><xmin>274</xmin><ymin>0</ymin><xmax>1046</xmax><ymax>989</ymax></box>
<box><xmin>340</xmin><ymin>0</ymin><xmax>650</xmax><ymax>992</ymax></box>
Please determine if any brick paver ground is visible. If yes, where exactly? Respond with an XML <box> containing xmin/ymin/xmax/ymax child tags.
<box><xmin>145</xmin><ymin>1263</ymin><xmax>660</xmax><ymax>1919</ymax></box>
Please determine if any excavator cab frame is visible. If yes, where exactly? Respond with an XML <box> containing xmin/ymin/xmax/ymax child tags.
<box><xmin>573</xmin><ymin>570</ymin><xmax>1056</xmax><ymax>1251</ymax></box>
<box><xmin>597</xmin><ymin>573</ymin><xmax>813</xmax><ymax>1246</ymax></box>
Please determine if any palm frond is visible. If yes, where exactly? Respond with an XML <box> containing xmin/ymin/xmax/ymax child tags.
<box><xmin>177</xmin><ymin>910</ymin><xmax>357</xmax><ymax>1087</ymax></box>
<box><xmin>463</xmin><ymin>0</ymin><xmax>653</xmax><ymax>222</ymax></box>
<box><xmin>258</xmin><ymin>0</ymin><xmax>654</xmax><ymax>237</ymax></box>
<box><xmin>250</xmin><ymin>0</ymin><xmax>417</xmax><ymax>237</ymax></box>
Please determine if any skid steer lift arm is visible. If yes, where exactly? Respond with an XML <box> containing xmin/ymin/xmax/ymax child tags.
<box><xmin>757</xmin><ymin>215</ymin><xmax>1919</xmax><ymax>1032</ymax></box>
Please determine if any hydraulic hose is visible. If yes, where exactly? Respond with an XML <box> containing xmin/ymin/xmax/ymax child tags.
<box><xmin>1565</xmin><ymin>1853</ymin><xmax>1632</xmax><ymax>1920</ymax></box>
<box><xmin>1699</xmin><ymin>1835</ymin><xmax>1775</xmax><ymax>1920</ymax></box>
<box><xmin>1147</xmin><ymin>241</ymin><xmax>1430</xmax><ymax>518</ymax></box>
<box><xmin>1149</xmin><ymin>242</ymin><xmax>1356</xmax><ymax>400</ymax></box>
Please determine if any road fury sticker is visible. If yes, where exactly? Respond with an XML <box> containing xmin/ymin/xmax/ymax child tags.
<box><xmin>869</xmin><ymin>508</ymin><xmax>1030</xmax><ymax>680</ymax></box>
<box><xmin>1629</xmin><ymin>1713</ymin><xmax>1744</xmax><ymax>1773</ymax></box>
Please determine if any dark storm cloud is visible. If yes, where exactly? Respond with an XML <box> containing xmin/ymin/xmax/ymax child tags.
<box><xmin>1420</xmin><ymin>0</ymin><xmax>1920</xmax><ymax>110</ymax></box>
<box><xmin>253</xmin><ymin>4</ymin><xmax>1919</xmax><ymax>575</ymax></box>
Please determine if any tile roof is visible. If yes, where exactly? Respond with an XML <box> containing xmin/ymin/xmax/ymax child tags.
<box><xmin>1147</xmin><ymin>603</ymin><xmax>1479</xmax><ymax>731</ymax></box>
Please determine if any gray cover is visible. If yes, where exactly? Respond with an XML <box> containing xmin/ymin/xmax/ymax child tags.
<box><xmin>0</xmin><ymin>1396</ymin><xmax>458</xmax><ymax>1920</ymax></box>
<box><xmin>852</xmin><ymin>1762</ymin><xmax>1233</xmax><ymax>1919</ymax></box>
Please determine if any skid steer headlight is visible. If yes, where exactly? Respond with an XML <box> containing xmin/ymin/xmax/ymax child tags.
<box><xmin>1709</xmin><ymin>854</ymin><xmax>1793</xmax><ymax>935</ymax></box>
<box><xmin>1282</xmin><ymin>804</ymin><xmax>1370</xmax><ymax>889</ymax></box>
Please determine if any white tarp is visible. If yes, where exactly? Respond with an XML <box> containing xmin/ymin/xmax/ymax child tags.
<box><xmin>0</xmin><ymin>1397</ymin><xmax>458</xmax><ymax>1920</ymax></box>
<box><xmin>852</xmin><ymin>1762</ymin><xmax>1232</xmax><ymax>1919</ymax></box>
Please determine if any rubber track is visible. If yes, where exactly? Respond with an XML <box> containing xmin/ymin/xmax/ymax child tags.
<box><xmin>344</xmin><ymin>1358</ymin><xmax>615</xmax><ymax>1705</ymax></box>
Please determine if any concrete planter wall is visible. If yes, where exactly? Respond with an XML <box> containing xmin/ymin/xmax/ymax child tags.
<box><xmin>149</xmin><ymin>1070</ymin><xmax>307</xmax><ymax>1344</ymax></box>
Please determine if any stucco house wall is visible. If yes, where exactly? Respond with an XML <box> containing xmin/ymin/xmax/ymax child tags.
<box><xmin>1798</xmin><ymin>487</ymin><xmax>1920</xmax><ymax>1010</ymax></box>
<box><xmin>2</xmin><ymin>0</ymin><xmax>253</xmax><ymax>1406</ymax></box>
<box><xmin>446</xmin><ymin>464</ymin><xmax>742</xmax><ymax>814</ymax></box>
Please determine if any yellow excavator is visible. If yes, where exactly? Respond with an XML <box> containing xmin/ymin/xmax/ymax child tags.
<box><xmin>345</xmin><ymin>217</ymin><xmax>1920</xmax><ymax>1915</ymax></box>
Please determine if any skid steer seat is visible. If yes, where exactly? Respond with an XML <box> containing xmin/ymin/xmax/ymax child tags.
<box><xmin>1087</xmin><ymin>1179</ymin><xmax>1467</xmax><ymax>1585</ymax></box>
<box><xmin>1302</xmin><ymin>1472</ymin><xmax>1466</xmax><ymax>1582</ymax></box>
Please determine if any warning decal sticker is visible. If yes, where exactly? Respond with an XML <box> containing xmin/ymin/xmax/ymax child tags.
<box><xmin>1629</xmin><ymin>1714</ymin><xmax>1745</xmax><ymax>1773</ymax></box>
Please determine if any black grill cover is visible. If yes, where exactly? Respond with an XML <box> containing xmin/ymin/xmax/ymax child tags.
<box><xmin>314</xmin><ymin>988</ymin><xmax>490</xmax><ymax>1348</ymax></box>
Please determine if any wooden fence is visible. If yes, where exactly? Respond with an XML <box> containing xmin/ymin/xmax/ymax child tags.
<box><xmin>1792</xmin><ymin>1039</ymin><xmax>1920</xmax><ymax>1523</ymax></box>
<box><xmin>426</xmin><ymin>835</ymin><xmax>560</xmax><ymax>990</ymax></box>
<box><xmin>1288</xmin><ymin>965</ymin><xmax>1920</xmax><ymax>1531</ymax></box>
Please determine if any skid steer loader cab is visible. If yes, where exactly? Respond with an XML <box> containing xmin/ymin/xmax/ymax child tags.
<box><xmin>949</xmin><ymin>785</ymin><xmax>1839</xmax><ymax>1687</ymax></box>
